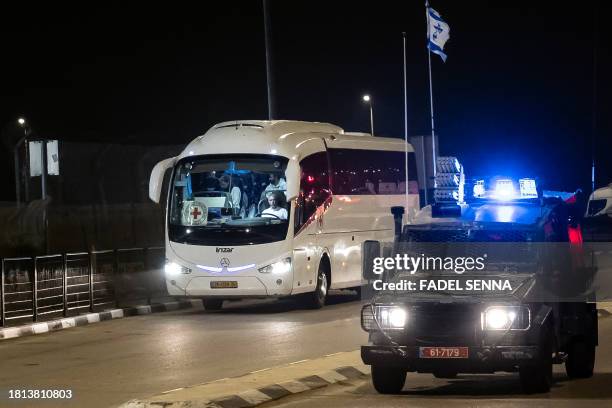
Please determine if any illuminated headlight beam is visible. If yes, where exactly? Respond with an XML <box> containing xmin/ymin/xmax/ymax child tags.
<box><xmin>483</xmin><ymin>306</ymin><xmax>530</xmax><ymax>330</ymax></box>
<box><xmin>258</xmin><ymin>258</ymin><xmax>292</xmax><ymax>274</ymax></box>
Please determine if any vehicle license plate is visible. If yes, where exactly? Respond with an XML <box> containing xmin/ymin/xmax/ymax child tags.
<box><xmin>210</xmin><ymin>281</ymin><xmax>238</xmax><ymax>289</ymax></box>
<box><xmin>419</xmin><ymin>347</ymin><xmax>469</xmax><ymax>358</ymax></box>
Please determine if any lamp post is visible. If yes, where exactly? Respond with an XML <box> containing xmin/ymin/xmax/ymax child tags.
<box><xmin>362</xmin><ymin>94</ymin><xmax>374</xmax><ymax>136</ymax></box>
<box><xmin>15</xmin><ymin>117</ymin><xmax>29</xmax><ymax>207</ymax></box>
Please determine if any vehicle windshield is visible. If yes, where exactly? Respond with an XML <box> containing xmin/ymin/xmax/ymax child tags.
<box><xmin>168</xmin><ymin>154</ymin><xmax>290</xmax><ymax>245</ymax></box>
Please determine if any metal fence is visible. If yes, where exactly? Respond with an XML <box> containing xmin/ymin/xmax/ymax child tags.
<box><xmin>0</xmin><ymin>247</ymin><xmax>166</xmax><ymax>327</ymax></box>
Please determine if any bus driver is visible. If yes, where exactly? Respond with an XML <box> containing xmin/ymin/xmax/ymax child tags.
<box><xmin>262</xmin><ymin>190</ymin><xmax>288</xmax><ymax>220</ymax></box>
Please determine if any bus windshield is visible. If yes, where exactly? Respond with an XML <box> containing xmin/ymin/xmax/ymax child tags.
<box><xmin>168</xmin><ymin>154</ymin><xmax>290</xmax><ymax>245</ymax></box>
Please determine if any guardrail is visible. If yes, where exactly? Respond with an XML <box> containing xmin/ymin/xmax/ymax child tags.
<box><xmin>0</xmin><ymin>247</ymin><xmax>166</xmax><ymax>327</ymax></box>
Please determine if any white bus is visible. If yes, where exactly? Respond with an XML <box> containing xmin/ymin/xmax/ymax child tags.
<box><xmin>149</xmin><ymin>120</ymin><xmax>420</xmax><ymax>309</ymax></box>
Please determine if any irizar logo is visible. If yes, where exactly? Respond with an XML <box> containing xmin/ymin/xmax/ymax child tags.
<box><xmin>220</xmin><ymin>258</ymin><xmax>231</xmax><ymax>268</ymax></box>
<box><xmin>216</xmin><ymin>247</ymin><xmax>233</xmax><ymax>253</ymax></box>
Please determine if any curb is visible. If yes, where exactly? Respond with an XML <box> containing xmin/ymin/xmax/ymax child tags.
<box><xmin>598</xmin><ymin>302</ymin><xmax>612</xmax><ymax>317</ymax></box>
<box><xmin>0</xmin><ymin>299</ymin><xmax>202</xmax><ymax>341</ymax></box>
<box><xmin>121</xmin><ymin>365</ymin><xmax>370</xmax><ymax>408</ymax></box>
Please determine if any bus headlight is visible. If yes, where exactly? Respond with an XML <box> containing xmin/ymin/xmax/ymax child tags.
<box><xmin>483</xmin><ymin>306</ymin><xmax>530</xmax><ymax>330</ymax></box>
<box><xmin>164</xmin><ymin>260</ymin><xmax>191</xmax><ymax>276</ymax></box>
<box><xmin>361</xmin><ymin>305</ymin><xmax>408</xmax><ymax>331</ymax></box>
<box><xmin>258</xmin><ymin>258</ymin><xmax>292</xmax><ymax>274</ymax></box>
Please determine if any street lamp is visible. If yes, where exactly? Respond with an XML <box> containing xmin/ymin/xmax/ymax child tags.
<box><xmin>362</xmin><ymin>94</ymin><xmax>374</xmax><ymax>136</ymax></box>
<box><xmin>15</xmin><ymin>117</ymin><xmax>30</xmax><ymax>207</ymax></box>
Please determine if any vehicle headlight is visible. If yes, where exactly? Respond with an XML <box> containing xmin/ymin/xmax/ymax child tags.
<box><xmin>483</xmin><ymin>306</ymin><xmax>530</xmax><ymax>330</ymax></box>
<box><xmin>361</xmin><ymin>305</ymin><xmax>408</xmax><ymax>331</ymax></box>
<box><xmin>258</xmin><ymin>258</ymin><xmax>292</xmax><ymax>274</ymax></box>
<box><xmin>164</xmin><ymin>260</ymin><xmax>191</xmax><ymax>276</ymax></box>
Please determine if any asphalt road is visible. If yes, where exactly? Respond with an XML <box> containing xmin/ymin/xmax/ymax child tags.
<box><xmin>264</xmin><ymin>315</ymin><xmax>612</xmax><ymax>408</ymax></box>
<box><xmin>0</xmin><ymin>293</ymin><xmax>367</xmax><ymax>408</ymax></box>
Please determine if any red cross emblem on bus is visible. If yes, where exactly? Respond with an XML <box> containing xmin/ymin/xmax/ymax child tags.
<box><xmin>191</xmin><ymin>207</ymin><xmax>202</xmax><ymax>220</ymax></box>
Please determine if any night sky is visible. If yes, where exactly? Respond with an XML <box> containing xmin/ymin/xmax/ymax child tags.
<box><xmin>1</xmin><ymin>1</ymin><xmax>609</xmax><ymax>200</ymax></box>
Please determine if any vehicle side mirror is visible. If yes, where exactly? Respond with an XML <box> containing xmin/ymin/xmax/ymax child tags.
<box><xmin>362</xmin><ymin>240</ymin><xmax>381</xmax><ymax>280</ymax></box>
<box><xmin>149</xmin><ymin>157</ymin><xmax>175</xmax><ymax>203</ymax></box>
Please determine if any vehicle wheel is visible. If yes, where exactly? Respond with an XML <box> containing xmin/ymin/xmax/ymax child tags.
<box><xmin>203</xmin><ymin>299</ymin><xmax>223</xmax><ymax>311</ymax></box>
<box><xmin>371</xmin><ymin>365</ymin><xmax>406</xmax><ymax>394</ymax></box>
<box><xmin>302</xmin><ymin>262</ymin><xmax>329</xmax><ymax>309</ymax></box>
<box><xmin>519</xmin><ymin>326</ymin><xmax>553</xmax><ymax>393</ymax></box>
<box><xmin>565</xmin><ymin>339</ymin><xmax>595</xmax><ymax>378</ymax></box>
<box><xmin>433</xmin><ymin>370</ymin><xmax>458</xmax><ymax>379</ymax></box>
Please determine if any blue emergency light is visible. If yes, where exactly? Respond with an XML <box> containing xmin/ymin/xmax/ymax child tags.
<box><xmin>472</xmin><ymin>177</ymin><xmax>538</xmax><ymax>201</ymax></box>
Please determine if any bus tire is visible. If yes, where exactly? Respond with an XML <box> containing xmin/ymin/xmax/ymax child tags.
<box><xmin>203</xmin><ymin>299</ymin><xmax>224</xmax><ymax>311</ymax></box>
<box><xmin>565</xmin><ymin>339</ymin><xmax>595</xmax><ymax>378</ymax></box>
<box><xmin>303</xmin><ymin>262</ymin><xmax>329</xmax><ymax>309</ymax></box>
<box><xmin>371</xmin><ymin>365</ymin><xmax>406</xmax><ymax>394</ymax></box>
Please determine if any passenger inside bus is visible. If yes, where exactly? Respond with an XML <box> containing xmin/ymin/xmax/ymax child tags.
<box><xmin>263</xmin><ymin>174</ymin><xmax>287</xmax><ymax>196</ymax></box>
<box><xmin>219</xmin><ymin>174</ymin><xmax>243</xmax><ymax>210</ymax></box>
<box><xmin>172</xmin><ymin>158</ymin><xmax>290</xmax><ymax>227</ymax></box>
<box><xmin>261</xmin><ymin>190</ymin><xmax>288</xmax><ymax>220</ymax></box>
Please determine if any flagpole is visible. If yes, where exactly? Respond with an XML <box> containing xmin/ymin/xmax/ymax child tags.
<box><xmin>425</xmin><ymin>0</ymin><xmax>437</xmax><ymax>194</ymax></box>
<box><xmin>402</xmin><ymin>32</ymin><xmax>411</xmax><ymax>207</ymax></box>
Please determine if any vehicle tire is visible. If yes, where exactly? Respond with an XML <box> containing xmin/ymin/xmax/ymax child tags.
<box><xmin>519</xmin><ymin>325</ymin><xmax>553</xmax><ymax>393</ymax></box>
<box><xmin>433</xmin><ymin>370</ymin><xmax>458</xmax><ymax>379</ymax></box>
<box><xmin>565</xmin><ymin>339</ymin><xmax>595</xmax><ymax>378</ymax></box>
<box><xmin>302</xmin><ymin>262</ymin><xmax>329</xmax><ymax>309</ymax></box>
<box><xmin>371</xmin><ymin>365</ymin><xmax>406</xmax><ymax>394</ymax></box>
<box><xmin>203</xmin><ymin>299</ymin><xmax>224</xmax><ymax>311</ymax></box>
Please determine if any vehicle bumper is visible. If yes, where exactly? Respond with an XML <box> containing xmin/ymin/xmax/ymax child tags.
<box><xmin>166</xmin><ymin>275</ymin><xmax>293</xmax><ymax>297</ymax></box>
<box><xmin>361</xmin><ymin>345</ymin><xmax>540</xmax><ymax>373</ymax></box>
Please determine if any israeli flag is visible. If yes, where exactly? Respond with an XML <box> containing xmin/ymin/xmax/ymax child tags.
<box><xmin>427</xmin><ymin>7</ymin><xmax>450</xmax><ymax>62</ymax></box>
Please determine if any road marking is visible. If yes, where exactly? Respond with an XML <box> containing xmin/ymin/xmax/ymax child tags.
<box><xmin>162</xmin><ymin>387</ymin><xmax>184</xmax><ymax>394</ymax></box>
<box><xmin>250</xmin><ymin>367</ymin><xmax>272</xmax><ymax>374</ymax></box>
<box><xmin>289</xmin><ymin>359</ymin><xmax>309</xmax><ymax>365</ymax></box>
<box><xmin>207</xmin><ymin>377</ymin><xmax>230</xmax><ymax>383</ymax></box>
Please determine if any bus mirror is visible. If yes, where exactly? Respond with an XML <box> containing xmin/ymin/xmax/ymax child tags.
<box><xmin>285</xmin><ymin>160</ymin><xmax>300</xmax><ymax>201</ymax></box>
<box><xmin>362</xmin><ymin>240</ymin><xmax>381</xmax><ymax>280</ymax></box>
<box><xmin>149</xmin><ymin>157</ymin><xmax>175</xmax><ymax>203</ymax></box>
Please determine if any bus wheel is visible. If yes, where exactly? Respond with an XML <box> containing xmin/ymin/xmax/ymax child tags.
<box><xmin>303</xmin><ymin>263</ymin><xmax>328</xmax><ymax>309</ymax></box>
<box><xmin>565</xmin><ymin>339</ymin><xmax>595</xmax><ymax>378</ymax></box>
<box><xmin>203</xmin><ymin>299</ymin><xmax>223</xmax><ymax>311</ymax></box>
<box><xmin>371</xmin><ymin>365</ymin><xmax>406</xmax><ymax>394</ymax></box>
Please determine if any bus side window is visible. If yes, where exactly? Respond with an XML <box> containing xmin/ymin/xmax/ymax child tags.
<box><xmin>295</xmin><ymin>152</ymin><xmax>330</xmax><ymax>232</ymax></box>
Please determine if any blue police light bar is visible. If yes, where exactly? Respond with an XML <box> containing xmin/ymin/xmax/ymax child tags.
<box><xmin>472</xmin><ymin>177</ymin><xmax>538</xmax><ymax>200</ymax></box>
<box><xmin>473</xmin><ymin>179</ymin><xmax>485</xmax><ymax>198</ymax></box>
<box><xmin>493</xmin><ymin>179</ymin><xmax>516</xmax><ymax>201</ymax></box>
<box><xmin>519</xmin><ymin>178</ymin><xmax>538</xmax><ymax>199</ymax></box>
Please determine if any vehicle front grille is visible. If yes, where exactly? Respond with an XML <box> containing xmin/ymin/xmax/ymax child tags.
<box><xmin>409</xmin><ymin>304</ymin><xmax>479</xmax><ymax>345</ymax></box>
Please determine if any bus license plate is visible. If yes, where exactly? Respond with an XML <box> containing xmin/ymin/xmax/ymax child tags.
<box><xmin>210</xmin><ymin>281</ymin><xmax>238</xmax><ymax>289</ymax></box>
<box><xmin>419</xmin><ymin>347</ymin><xmax>468</xmax><ymax>359</ymax></box>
